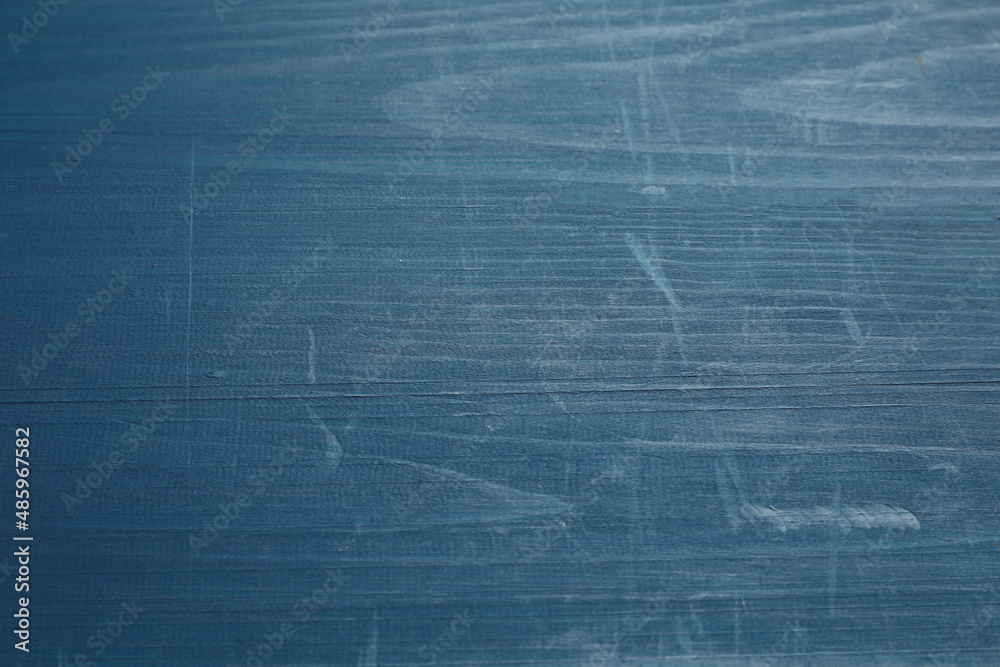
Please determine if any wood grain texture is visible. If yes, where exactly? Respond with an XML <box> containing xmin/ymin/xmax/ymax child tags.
<box><xmin>1</xmin><ymin>0</ymin><xmax>999</xmax><ymax>664</ymax></box>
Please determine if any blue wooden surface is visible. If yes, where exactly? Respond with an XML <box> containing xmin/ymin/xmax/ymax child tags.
<box><xmin>2</xmin><ymin>0</ymin><xmax>999</xmax><ymax>664</ymax></box>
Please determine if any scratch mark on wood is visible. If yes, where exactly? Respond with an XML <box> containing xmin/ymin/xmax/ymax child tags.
<box><xmin>307</xmin><ymin>326</ymin><xmax>316</xmax><ymax>384</ymax></box>
<box><xmin>841</xmin><ymin>308</ymin><xmax>864</xmax><ymax>345</ymax></box>
<box><xmin>306</xmin><ymin>404</ymin><xmax>344</xmax><ymax>466</ymax></box>
<box><xmin>624</xmin><ymin>234</ymin><xmax>682</xmax><ymax>313</ymax></box>
<box><xmin>916</xmin><ymin>54</ymin><xmax>928</xmax><ymax>79</ymax></box>
<box><xmin>359</xmin><ymin>609</ymin><xmax>378</xmax><ymax>667</ymax></box>
<box><xmin>715</xmin><ymin>461</ymin><xmax>743</xmax><ymax>531</ymax></box>
<box><xmin>620</xmin><ymin>100</ymin><xmax>636</xmax><ymax>162</ymax></box>
<box><xmin>828</xmin><ymin>484</ymin><xmax>841</xmax><ymax>615</ymax></box>
<box><xmin>185</xmin><ymin>144</ymin><xmax>194</xmax><ymax>469</ymax></box>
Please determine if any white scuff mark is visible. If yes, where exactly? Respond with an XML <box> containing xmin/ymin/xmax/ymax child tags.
<box><xmin>715</xmin><ymin>462</ymin><xmax>743</xmax><ymax>530</ymax></box>
<box><xmin>841</xmin><ymin>308</ymin><xmax>864</xmax><ymax>345</ymax></box>
<box><xmin>624</xmin><ymin>233</ymin><xmax>682</xmax><ymax>312</ymax></box>
<box><xmin>852</xmin><ymin>80</ymin><xmax>910</xmax><ymax>89</ymax></box>
<box><xmin>741</xmin><ymin>503</ymin><xmax>920</xmax><ymax>533</ymax></box>
<box><xmin>641</xmin><ymin>185</ymin><xmax>666</xmax><ymax>195</ymax></box>
<box><xmin>306</xmin><ymin>404</ymin><xmax>343</xmax><ymax>466</ymax></box>
<box><xmin>602</xmin><ymin>1</ymin><xmax>616</xmax><ymax>62</ymax></box>
<box><xmin>625</xmin><ymin>233</ymin><xmax>687</xmax><ymax>361</ymax></box>
<box><xmin>716</xmin><ymin>457</ymin><xmax>920</xmax><ymax>534</ymax></box>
